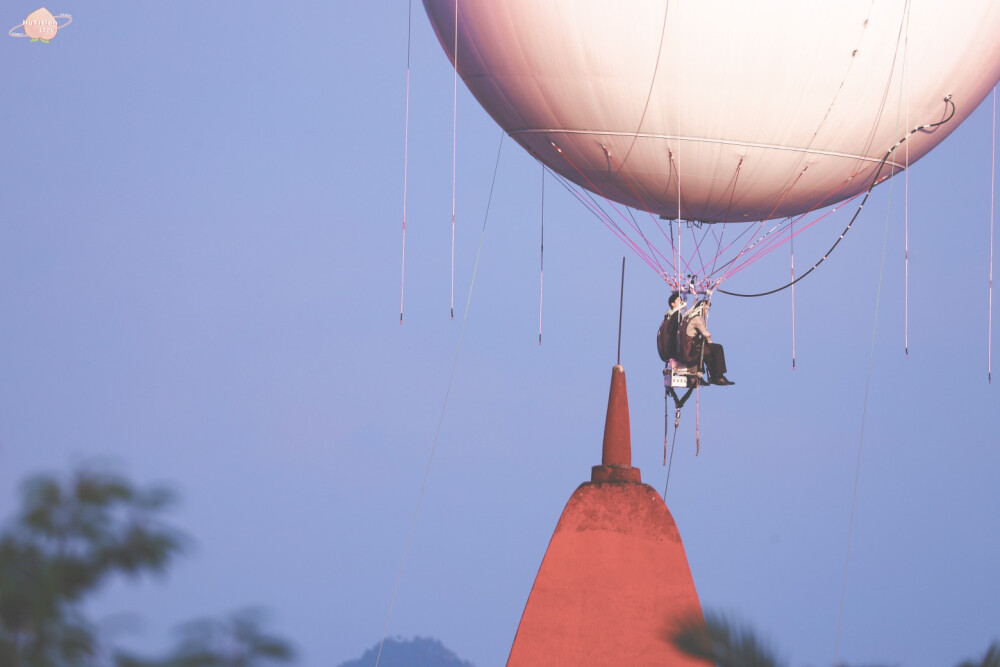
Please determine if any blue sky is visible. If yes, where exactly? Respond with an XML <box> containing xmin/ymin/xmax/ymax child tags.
<box><xmin>1</xmin><ymin>3</ymin><xmax>998</xmax><ymax>666</ymax></box>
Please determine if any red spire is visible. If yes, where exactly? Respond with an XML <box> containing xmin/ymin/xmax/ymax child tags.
<box><xmin>506</xmin><ymin>363</ymin><xmax>704</xmax><ymax>666</ymax></box>
<box><xmin>592</xmin><ymin>364</ymin><xmax>640</xmax><ymax>483</ymax></box>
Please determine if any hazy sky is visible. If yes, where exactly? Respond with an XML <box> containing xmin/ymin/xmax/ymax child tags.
<box><xmin>2</xmin><ymin>3</ymin><xmax>998</xmax><ymax>666</ymax></box>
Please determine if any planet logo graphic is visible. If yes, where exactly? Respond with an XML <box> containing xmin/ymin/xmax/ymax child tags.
<box><xmin>8</xmin><ymin>7</ymin><xmax>72</xmax><ymax>43</ymax></box>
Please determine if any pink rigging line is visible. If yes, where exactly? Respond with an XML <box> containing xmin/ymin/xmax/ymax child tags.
<box><xmin>713</xmin><ymin>172</ymin><xmax>848</xmax><ymax>281</ymax></box>
<box><xmin>549</xmin><ymin>168</ymin><xmax>664</xmax><ymax>272</ymax></box>
<box><xmin>626</xmin><ymin>206</ymin><xmax>678</xmax><ymax>271</ymax></box>
<box><xmin>724</xmin><ymin>194</ymin><xmax>867</xmax><ymax>280</ymax></box>
<box><xmin>551</xmin><ymin>145</ymin><xmax>673</xmax><ymax>273</ymax></box>
<box><xmin>718</xmin><ymin>163</ymin><xmax>863</xmax><ymax>281</ymax></box>
<box><xmin>716</xmin><ymin>163</ymin><xmax>884</xmax><ymax>282</ymax></box>
<box><xmin>554</xmin><ymin>152</ymin><xmax>860</xmax><ymax>289</ymax></box>
<box><xmin>718</xmin><ymin>191</ymin><xmax>868</xmax><ymax>282</ymax></box>
<box><xmin>606</xmin><ymin>150</ymin><xmax>675</xmax><ymax>271</ymax></box>
<box><xmin>551</xmin><ymin>126</ymin><xmax>890</xmax><ymax>292</ymax></box>
<box><xmin>603</xmin><ymin>153</ymin><xmax>683</xmax><ymax>270</ymax></box>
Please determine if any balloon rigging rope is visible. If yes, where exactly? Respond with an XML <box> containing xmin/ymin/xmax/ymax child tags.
<box><xmin>561</xmin><ymin>149</ymin><xmax>669</xmax><ymax>270</ymax></box>
<box><xmin>719</xmin><ymin>177</ymin><xmax>876</xmax><ymax>284</ymax></box>
<box><xmin>556</xmin><ymin>158</ymin><xmax>855</xmax><ymax>290</ymax></box>
<box><xmin>539</xmin><ymin>165</ymin><xmax>545</xmax><ymax>345</ymax></box>
<box><xmin>663</xmin><ymin>410</ymin><xmax>679</xmax><ymax>498</ymax></box>
<box><xmin>399</xmin><ymin>0</ymin><xmax>412</xmax><ymax>324</ymax></box>
<box><xmin>716</xmin><ymin>172</ymin><xmax>878</xmax><ymax>283</ymax></box>
<box><xmin>720</xmin><ymin>97</ymin><xmax>955</xmax><ymax>298</ymax></box>
<box><xmin>712</xmin><ymin>174</ymin><xmax>860</xmax><ymax>282</ymax></box>
<box><xmin>553</xmin><ymin>133</ymin><xmax>838</xmax><ymax>290</ymax></box>
<box><xmin>542</xmin><ymin>95</ymin><xmax>946</xmax><ymax>295</ymax></box>
<box><xmin>557</xmin><ymin>172</ymin><xmax>665</xmax><ymax>270</ymax></box>
<box><xmin>624</xmin><ymin>199</ymin><xmax>669</xmax><ymax>276</ymax></box>
<box><xmin>607</xmin><ymin>151</ymin><xmax>673</xmax><ymax>275</ymax></box>
<box><xmin>546</xmin><ymin>153</ymin><xmax>670</xmax><ymax>273</ymax></box>
<box><xmin>374</xmin><ymin>131</ymin><xmax>505</xmax><ymax>667</ymax></box>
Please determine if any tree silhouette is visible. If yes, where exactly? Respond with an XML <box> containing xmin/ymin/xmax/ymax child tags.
<box><xmin>957</xmin><ymin>642</ymin><xmax>1000</xmax><ymax>667</ymax></box>
<box><xmin>0</xmin><ymin>464</ymin><xmax>296</xmax><ymax>666</ymax></box>
<box><xmin>0</xmin><ymin>466</ymin><xmax>183</xmax><ymax>666</ymax></box>
<box><xmin>671</xmin><ymin>610</ymin><xmax>996</xmax><ymax>667</ymax></box>
<box><xmin>671</xmin><ymin>611</ymin><xmax>782</xmax><ymax>667</ymax></box>
<box><xmin>116</xmin><ymin>608</ymin><xmax>294</xmax><ymax>667</ymax></box>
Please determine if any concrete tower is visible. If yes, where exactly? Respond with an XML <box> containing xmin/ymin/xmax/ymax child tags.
<box><xmin>507</xmin><ymin>365</ymin><xmax>705</xmax><ymax>666</ymax></box>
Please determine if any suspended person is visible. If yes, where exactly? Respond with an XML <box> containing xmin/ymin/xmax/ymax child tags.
<box><xmin>656</xmin><ymin>291</ymin><xmax>686</xmax><ymax>366</ymax></box>
<box><xmin>681</xmin><ymin>299</ymin><xmax>734</xmax><ymax>386</ymax></box>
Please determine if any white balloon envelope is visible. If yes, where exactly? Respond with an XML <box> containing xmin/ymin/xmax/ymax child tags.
<box><xmin>423</xmin><ymin>0</ymin><xmax>1000</xmax><ymax>224</ymax></box>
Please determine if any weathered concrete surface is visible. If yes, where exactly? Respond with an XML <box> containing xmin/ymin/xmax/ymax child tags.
<box><xmin>506</xmin><ymin>482</ymin><xmax>704</xmax><ymax>666</ymax></box>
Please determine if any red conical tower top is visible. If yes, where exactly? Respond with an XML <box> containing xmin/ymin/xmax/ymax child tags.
<box><xmin>592</xmin><ymin>364</ymin><xmax>641</xmax><ymax>483</ymax></box>
<box><xmin>507</xmin><ymin>364</ymin><xmax>704</xmax><ymax>666</ymax></box>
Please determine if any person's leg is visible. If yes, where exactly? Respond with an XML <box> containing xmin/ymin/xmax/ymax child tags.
<box><xmin>711</xmin><ymin>343</ymin><xmax>727</xmax><ymax>375</ymax></box>
<box><xmin>705</xmin><ymin>344</ymin><xmax>733</xmax><ymax>385</ymax></box>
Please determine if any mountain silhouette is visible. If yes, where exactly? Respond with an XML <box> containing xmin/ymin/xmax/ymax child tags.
<box><xmin>338</xmin><ymin>637</ymin><xmax>475</xmax><ymax>667</ymax></box>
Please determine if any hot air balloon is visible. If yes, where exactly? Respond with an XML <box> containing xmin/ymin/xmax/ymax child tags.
<box><xmin>421</xmin><ymin>0</ymin><xmax>1000</xmax><ymax>294</ymax></box>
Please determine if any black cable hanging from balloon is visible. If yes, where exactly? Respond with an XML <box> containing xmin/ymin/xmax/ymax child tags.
<box><xmin>719</xmin><ymin>96</ymin><xmax>956</xmax><ymax>298</ymax></box>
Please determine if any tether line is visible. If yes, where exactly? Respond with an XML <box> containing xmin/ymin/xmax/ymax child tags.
<box><xmin>833</xmin><ymin>52</ymin><xmax>907</xmax><ymax>661</ymax></box>
<box><xmin>399</xmin><ymin>0</ymin><xmax>412</xmax><ymax>324</ymax></box>
<box><xmin>375</xmin><ymin>131</ymin><xmax>505</xmax><ymax>667</ymax></box>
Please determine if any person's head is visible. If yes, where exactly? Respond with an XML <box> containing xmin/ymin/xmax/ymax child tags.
<box><xmin>669</xmin><ymin>291</ymin><xmax>683</xmax><ymax>309</ymax></box>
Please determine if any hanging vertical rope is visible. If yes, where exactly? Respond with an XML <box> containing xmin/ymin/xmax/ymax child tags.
<box><xmin>664</xmin><ymin>417</ymin><xmax>680</xmax><ymax>498</ymax></box>
<box><xmin>400</xmin><ymin>0</ymin><xmax>413</xmax><ymax>324</ymax></box>
<box><xmin>449</xmin><ymin>0</ymin><xmax>459</xmax><ymax>320</ymax></box>
<box><xmin>675</xmin><ymin>153</ymin><xmax>682</xmax><ymax>288</ymax></box>
<box><xmin>904</xmin><ymin>121</ymin><xmax>910</xmax><ymax>357</ymax></box>
<box><xmin>617</xmin><ymin>257</ymin><xmax>625</xmax><ymax>365</ymax></box>
<box><xmin>903</xmin><ymin>2</ymin><xmax>911</xmax><ymax>358</ymax></box>
<box><xmin>539</xmin><ymin>165</ymin><xmax>545</xmax><ymax>345</ymax></box>
<box><xmin>990</xmin><ymin>88</ymin><xmax>996</xmax><ymax>384</ymax></box>
<box><xmin>790</xmin><ymin>219</ymin><xmax>797</xmax><ymax>369</ymax></box>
